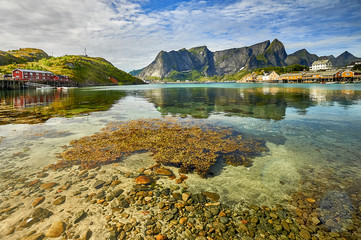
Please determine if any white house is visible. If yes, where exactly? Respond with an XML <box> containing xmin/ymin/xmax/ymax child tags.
<box><xmin>310</xmin><ymin>59</ymin><xmax>333</xmax><ymax>71</ymax></box>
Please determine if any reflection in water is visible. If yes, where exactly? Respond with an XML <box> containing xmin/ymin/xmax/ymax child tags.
<box><xmin>142</xmin><ymin>86</ymin><xmax>361</xmax><ymax>120</ymax></box>
<box><xmin>1</xmin><ymin>85</ymin><xmax>361</xmax><ymax>124</ymax></box>
<box><xmin>0</xmin><ymin>88</ymin><xmax>126</xmax><ymax>125</ymax></box>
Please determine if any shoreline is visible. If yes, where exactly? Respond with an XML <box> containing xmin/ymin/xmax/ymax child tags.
<box><xmin>1</xmin><ymin>152</ymin><xmax>360</xmax><ymax>240</ymax></box>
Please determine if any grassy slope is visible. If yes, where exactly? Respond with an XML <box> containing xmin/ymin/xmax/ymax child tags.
<box><xmin>0</xmin><ymin>49</ymin><xmax>143</xmax><ymax>85</ymax></box>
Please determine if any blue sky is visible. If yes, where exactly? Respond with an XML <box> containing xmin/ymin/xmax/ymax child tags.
<box><xmin>0</xmin><ymin>0</ymin><xmax>360</xmax><ymax>71</ymax></box>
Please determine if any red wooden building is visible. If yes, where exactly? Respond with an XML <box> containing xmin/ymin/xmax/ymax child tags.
<box><xmin>12</xmin><ymin>68</ymin><xmax>54</xmax><ymax>81</ymax></box>
<box><xmin>54</xmin><ymin>75</ymin><xmax>70</xmax><ymax>82</ymax></box>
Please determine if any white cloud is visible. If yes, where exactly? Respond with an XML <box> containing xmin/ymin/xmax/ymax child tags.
<box><xmin>0</xmin><ymin>0</ymin><xmax>360</xmax><ymax>72</ymax></box>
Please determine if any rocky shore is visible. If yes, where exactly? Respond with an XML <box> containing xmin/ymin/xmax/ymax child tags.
<box><xmin>0</xmin><ymin>153</ymin><xmax>360</xmax><ymax>240</ymax></box>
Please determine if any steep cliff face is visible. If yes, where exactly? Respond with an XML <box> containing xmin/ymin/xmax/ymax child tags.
<box><xmin>138</xmin><ymin>46</ymin><xmax>215</xmax><ymax>78</ymax></box>
<box><xmin>263</xmin><ymin>39</ymin><xmax>287</xmax><ymax>66</ymax></box>
<box><xmin>137</xmin><ymin>39</ymin><xmax>360</xmax><ymax>79</ymax></box>
<box><xmin>213</xmin><ymin>47</ymin><xmax>253</xmax><ymax>75</ymax></box>
<box><xmin>285</xmin><ymin>49</ymin><xmax>319</xmax><ymax>66</ymax></box>
<box><xmin>138</xmin><ymin>39</ymin><xmax>289</xmax><ymax>78</ymax></box>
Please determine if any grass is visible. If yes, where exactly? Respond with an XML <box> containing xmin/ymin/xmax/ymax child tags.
<box><xmin>0</xmin><ymin>52</ymin><xmax>143</xmax><ymax>85</ymax></box>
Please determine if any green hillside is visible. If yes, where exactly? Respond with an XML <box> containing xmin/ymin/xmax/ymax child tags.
<box><xmin>0</xmin><ymin>48</ymin><xmax>49</xmax><ymax>65</ymax></box>
<box><xmin>0</xmin><ymin>49</ymin><xmax>143</xmax><ymax>85</ymax></box>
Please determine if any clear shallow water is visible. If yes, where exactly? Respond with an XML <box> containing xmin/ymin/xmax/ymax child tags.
<box><xmin>1</xmin><ymin>83</ymin><xmax>361</xmax><ymax>208</ymax></box>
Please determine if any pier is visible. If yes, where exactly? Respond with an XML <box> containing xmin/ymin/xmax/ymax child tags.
<box><xmin>0</xmin><ymin>77</ymin><xmax>76</xmax><ymax>90</ymax></box>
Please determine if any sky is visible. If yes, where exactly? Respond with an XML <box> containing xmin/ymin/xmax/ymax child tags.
<box><xmin>0</xmin><ymin>0</ymin><xmax>361</xmax><ymax>72</ymax></box>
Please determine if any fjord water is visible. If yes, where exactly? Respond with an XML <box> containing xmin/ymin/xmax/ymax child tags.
<box><xmin>1</xmin><ymin>83</ymin><xmax>361</xmax><ymax>207</ymax></box>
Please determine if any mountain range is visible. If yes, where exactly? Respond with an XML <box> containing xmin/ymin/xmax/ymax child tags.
<box><xmin>134</xmin><ymin>39</ymin><xmax>361</xmax><ymax>79</ymax></box>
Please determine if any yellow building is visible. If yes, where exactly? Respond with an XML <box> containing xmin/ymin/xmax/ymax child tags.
<box><xmin>279</xmin><ymin>72</ymin><xmax>303</xmax><ymax>82</ymax></box>
<box><xmin>269</xmin><ymin>71</ymin><xmax>280</xmax><ymax>82</ymax></box>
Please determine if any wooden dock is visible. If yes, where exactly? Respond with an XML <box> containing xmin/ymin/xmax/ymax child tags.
<box><xmin>0</xmin><ymin>78</ymin><xmax>77</xmax><ymax>90</ymax></box>
<box><xmin>0</xmin><ymin>79</ymin><xmax>27</xmax><ymax>90</ymax></box>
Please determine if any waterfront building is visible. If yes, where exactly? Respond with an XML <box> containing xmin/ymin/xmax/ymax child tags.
<box><xmin>310</xmin><ymin>59</ymin><xmax>333</xmax><ymax>71</ymax></box>
<box><xmin>54</xmin><ymin>75</ymin><xmax>70</xmax><ymax>82</ymax></box>
<box><xmin>279</xmin><ymin>72</ymin><xmax>304</xmax><ymax>83</ymax></box>
<box><xmin>269</xmin><ymin>71</ymin><xmax>280</xmax><ymax>82</ymax></box>
<box><xmin>12</xmin><ymin>68</ymin><xmax>54</xmax><ymax>81</ymax></box>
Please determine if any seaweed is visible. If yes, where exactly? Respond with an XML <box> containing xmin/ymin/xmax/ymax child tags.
<box><xmin>49</xmin><ymin>118</ymin><xmax>267</xmax><ymax>177</ymax></box>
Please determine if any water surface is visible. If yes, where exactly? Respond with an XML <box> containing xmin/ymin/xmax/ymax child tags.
<box><xmin>1</xmin><ymin>83</ymin><xmax>361</xmax><ymax>208</ymax></box>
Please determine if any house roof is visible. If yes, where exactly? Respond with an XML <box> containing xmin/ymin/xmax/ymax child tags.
<box><xmin>279</xmin><ymin>72</ymin><xmax>303</xmax><ymax>77</ymax></box>
<box><xmin>13</xmin><ymin>68</ymin><xmax>53</xmax><ymax>74</ymax></box>
<box><xmin>304</xmin><ymin>70</ymin><xmax>340</xmax><ymax>76</ymax></box>
<box><xmin>311</xmin><ymin>59</ymin><xmax>332</xmax><ymax>65</ymax></box>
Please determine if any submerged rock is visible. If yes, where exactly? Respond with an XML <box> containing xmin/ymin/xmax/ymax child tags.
<box><xmin>202</xmin><ymin>192</ymin><xmax>220</xmax><ymax>202</ymax></box>
<box><xmin>53</xmin><ymin>196</ymin><xmax>66</xmax><ymax>205</ymax></box>
<box><xmin>40</xmin><ymin>182</ymin><xmax>57</xmax><ymax>190</ymax></box>
<box><xmin>74</xmin><ymin>210</ymin><xmax>87</xmax><ymax>223</ymax></box>
<box><xmin>45</xmin><ymin>221</ymin><xmax>65</xmax><ymax>238</ymax></box>
<box><xmin>155</xmin><ymin>168</ymin><xmax>174</xmax><ymax>176</ymax></box>
<box><xmin>93</xmin><ymin>180</ymin><xmax>106</xmax><ymax>189</ymax></box>
<box><xmin>32</xmin><ymin>207</ymin><xmax>53</xmax><ymax>220</ymax></box>
<box><xmin>32</xmin><ymin>196</ymin><xmax>45</xmax><ymax>207</ymax></box>
<box><xmin>135</xmin><ymin>175</ymin><xmax>151</xmax><ymax>185</ymax></box>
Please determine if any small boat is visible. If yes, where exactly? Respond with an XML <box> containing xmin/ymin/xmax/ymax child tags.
<box><xmin>36</xmin><ymin>86</ymin><xmax>55</xmax><ymax>90</ymax></box>
<box><xmin>325</xmin><ymin>82</ymin><xmax>336</xmax><ymax>84</ymax></box>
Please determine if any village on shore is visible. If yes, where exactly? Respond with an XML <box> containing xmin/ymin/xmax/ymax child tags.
<box><xmin>0</xmin><ymin>68</ymin><xmax>75</xmax><ymax>90</ymax></box>
<box><xmin>239</xmin><ymin>60</ymin><xmax>361</xmax><ymax>84</ymax></box>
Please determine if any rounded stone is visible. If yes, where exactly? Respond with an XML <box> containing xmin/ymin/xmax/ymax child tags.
<box><xmin>135</xmin><ymin>175</ymin><xmax>151</xmax><ymax>185</ymax></box>
<box><xmin>40</xmin><ymin>182</ymin><xmax>57</xmax><ymax>190</ymax></box>
<box><xmin>155</xmin><ymin>168</ymin><xmax>174</xmax><ymax>176</ymax></box>
<box><xmin>45</xmin><ymin>221</ymin><xmax>65</xmax><ymax>238</ymax></box>
<box><xmin>299</xmin><ymin>229</ymin><xmax>311</xmax><ymax>240</ymax></box>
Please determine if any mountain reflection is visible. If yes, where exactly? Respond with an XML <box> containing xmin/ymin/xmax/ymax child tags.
<box><xmin>143</xmin><ymin>86</ymin><xmax>361</xmax><ymax>120</ymax></box>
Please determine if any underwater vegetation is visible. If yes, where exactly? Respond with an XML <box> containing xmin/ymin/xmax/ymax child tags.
<box><xmin>49</xmin><ymin>118</ymin><xmax>267</xmax><ymax>177</ymax></box>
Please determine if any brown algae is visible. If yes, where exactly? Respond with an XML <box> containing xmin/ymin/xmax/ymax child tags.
<box><xmin>49</xmin><ymin>118</ymin><xmax>267</xmax><ymax>177</ymax></box>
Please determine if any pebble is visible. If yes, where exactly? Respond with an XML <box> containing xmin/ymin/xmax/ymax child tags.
<box><xmin>12</xmin><ymin>190</ymin><xmax>22</xmax><ymax>196</ymax></box>
<box><xmin>179</xmin><ymin>217</ymin><xmax>188</xmax><ymax>224</ymax></box>
<box><xmin>5</xmin><ymin>226</ymin><xmax>15</xmax><ymax>235</ymax></box>
<box><xmin>213</xmin><ymin>221</ymin><xmax>227</xmax><ymax>232</ymax></box>
<box><xmin>270</xmin><ymin>212</ymin><xmax>278</xmax><ymax>218</ymax></box>
<box><xmin>32</xmin><ymin>208</ymin><xmax>53</xmax><ymax>220</ymax></box>
<box><xmin>93</xmin><ymin>180</ymin><xmax>106</xmax><ymax>189</ymax></box>
<box><xmin>219</xmin><ymin>216</ymin><xmax>229</xmax><ymax>224</ymax></box>
<box><xmin>27</xmin><ymin>179</ymin><xmax>40</xmax><ymax>187</ymax></box>
<box><xmin>155</xmin><ymin>168</ymin><xmax>174</xmax><ymax>176</ymax></box>
<box><xmin>19</xmin><ymin>217</ymin><xmax>37</xmax><ymax>228</ymax></box>
<box><xmin>23</xmin><ymin>233</ymin><xmax>44</xmax><ymax>240</ymax></box>
<box><xmin>310</xmin><ymin>216</ymin><xmax>320</xmax><ymax>225</ymax></box>
<box><xmin>45</xmin><ymin>221</ymin><xmax>65</xmax><ymax>238</ymax></box>
<box><xmin>299</xmin><ymin>229</ymin><xmax>311</xmax><ymax>239</ymax></box>
<box><xmin>32</xmin><ymin>196</ymin><xmax>45</xmax><ymax>207</ymax></box>
<box><xmin>135</xmin><ymin>175</ymin><xmax>152</xmax><ymax>185</ymax></box>
<box><xmin>40</xmin><ymin>182</ymin><xmax>57</xmax><ymax>190</ymax></box>
<box><xmin>36</xmin><ymin>172</ymin><xmax>49</xmax><ymax>178</ymax></box>
<box><xmin>81</xmin><ymin>230</ymin><xmax>92</xmax><ymax>240</ymax></box>
<box><xmin>156</xmin><ymin>234</ymin><xmax>167</xmax><ymax>240</ymax></box>
<box><xmin>202</xmin><ymin>192</ymin><xmax>220</xmax><ymax>202</ymax></box>
<box><xmin>110</xmin><ymin>180</ymin><xmax>121</xmax><ymax>186</ymax></box>
<box><xmin>182</xmin><ymin>192</ymin><xmax>191</xmax><ymax>202</ymax></box>
<box><xmin>74</xmin><ymin>210</ymin><xmax>87</xmax><ymax>223</ymax></box>
<box><xmin>53</xmin><ymin>196</ymin><xmax>66</xmax><ymax>205</ymax></box>
<box><xmin>113</xmin><ymin>188</ymin><xmax>124</xmax><ymax>197</ymax></box>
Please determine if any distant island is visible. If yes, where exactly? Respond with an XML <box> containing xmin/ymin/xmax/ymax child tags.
<box><xmin>0</xmin><ymin>48</ymin><xmax>143</xmax><ymax>86</ymax></box>
<box><xmin>131</xmin><ymin>39</ymin><xmax>361</xmax><ymax>82</ymax></box>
